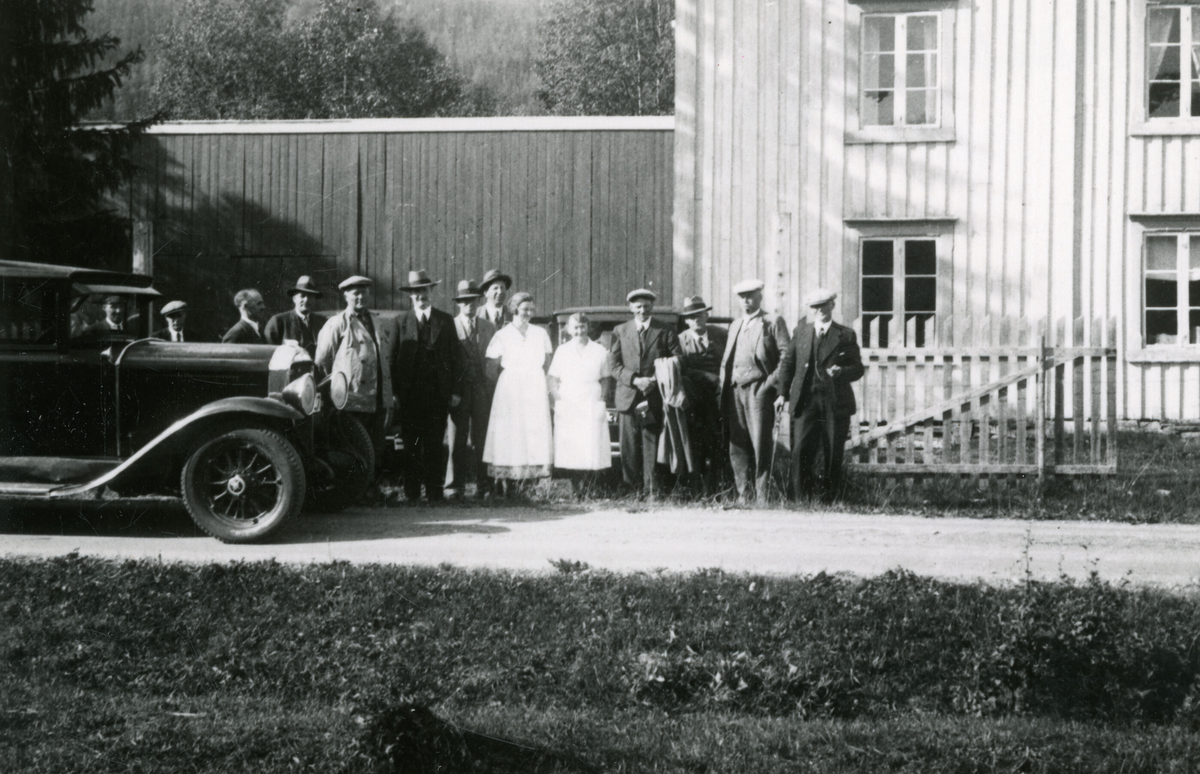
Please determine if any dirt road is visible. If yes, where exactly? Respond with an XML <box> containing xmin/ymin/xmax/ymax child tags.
<box><xmin>3</xmin><ymin>500</ymin><xmax>1199</xmax><ymax>587</ymax></box>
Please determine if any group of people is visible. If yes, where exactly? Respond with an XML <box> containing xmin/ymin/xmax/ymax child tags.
<box><xmin>142</xmin><ymin>266</ymin><xmax>865</xmax><ymax>504</ymax></box>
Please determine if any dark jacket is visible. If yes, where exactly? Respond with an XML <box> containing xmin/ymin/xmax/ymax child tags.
<box><xmin>221</xmin><ymin>319</ymin><xmax>265</xmax><ymax>344</ymax></box>
<box><xmin>151</xmin><ymin>327</ymin><xmax>192</xmax><ymax>342</ymax></box>
<box><xmin>263</xmin><ymin>310</ymin><xmax>328</xmax><ymax>358</ymax></box>
<box><xmin>391</xmin><ymin>307</ymin><xmax>465</xmax><ymax>413</ymax></box>
<box><xmin>454</xmin><ymin>314</ymin><xmax>497</xmax><ymax>398</ymax></box>
<box><xmin>777</xmin><ymin>320</ymin><xmax>865</xmax><ymax>417</ymax></box>
<box><xmin>678</xmin><ymin>326</ymin><xmax>728</xmax><ymax>399</ymax></box>
<box><xmin>608</xmin><ymin>318</ymin><xmax>683</xmax><ymax>413</ymax></box>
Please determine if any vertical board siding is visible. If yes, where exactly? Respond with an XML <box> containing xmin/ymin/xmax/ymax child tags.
<box><xmin>132</xmin><ymin>127</ymin><xmax>672</xmax><ymax>341</ymax></box>
<box><xmin>675</xmin><ymin>0</ymin><xmax>1200</xmax><ymax>422</ymax></box>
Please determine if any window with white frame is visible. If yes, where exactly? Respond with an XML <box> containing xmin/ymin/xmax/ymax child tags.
<box><xmin>861</xmin><ymin>13</ymin><xmax>941</xmax><ymax>127</ymax></box>
<box><xmin>1146</xmin><ymin>4</ymin><xmax>1200</xmax><ymax>120</ymax></box>
<box><xmin>1144</xmin><ymin>233</ymin><xmax>1200</xmax><ymax>345</ymax></box>
<box><xmin>861</xmin><ymin>238</ymin><xmax>937</xmax><ymax>347</ymax></box>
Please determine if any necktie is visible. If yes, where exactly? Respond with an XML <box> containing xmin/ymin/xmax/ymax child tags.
<box><xmin>174</xmin><ymin>330</ymin><xmax>183</xmax><ymax>342</ymax></box>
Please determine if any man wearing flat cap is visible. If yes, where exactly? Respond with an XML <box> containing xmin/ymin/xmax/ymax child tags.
<box><xmin>82</xmin><ymin>294</ymin><xmax>130</xmax><ymax>338</ymax></box>
<box><xmin>152</xmin><ymin>301</ymin><xmax>190</xmax><ymax>342</ymax></box>
<box><xmin>608</xmin><ymin>287</ymin><xmax>683</xmax><ymax>497</ymax></box>
<box><xmin>315</xmin><ymin>275</ymin><xmax>398</xmax><ymax>476</ymax></box>
<box><xmin>477</xmin><ymin>269</ymin><xmax>512</xmax><ymax>329</ymax></box>
<box><xmin>719</xmin><ymin>279</ymin><xmax>791</xmax><ymax>503</ymax></box>
<box><xmin>776</xmin><ymin>288</ymin><xmax>864</xmax><ymax>502</ymax></box>
<box><xmin>446</xmin><ymin>279</ymin><xmax>497</xmax><ymax>498</ymax></box>
<box><xmin>678</xmin><ymin>296</ymin><xmax>729</xmax><ymax>493</ymax></box>
<box><xmin>392</xmin><ymin>269</ymin><xmax>464</xmax><ymax>503</ymax></box>
<box><xmin>265</xmin><ymin>276</ymin><xmax>327</xmax><ymax>359</ymax></box>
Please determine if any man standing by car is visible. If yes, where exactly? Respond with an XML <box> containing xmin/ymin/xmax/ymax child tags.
<box><xmin>719</xmin><ymin>279</ymin><xmax>791</xmax><ymax>504</ymax></box>
<box><xmin>678</xmin><ymin>295</ymin><xmax>729</xmax><ymax>493</ymax></box>
<box><xmin>315</xmin><ymin>275</ymin><xmax>396</xmax><ymax>468</ymax></box>
<box><xmin>776</xmin><ymin>288</ymin><xmax>864</xmax><ymax>502</ymax></box>
<box><xmin>608</xmin><ymin>288</ymin><xmax>682</xmax><ymax>498</ymax></box>
<box><xmin>477</xmin><ymin>268</ymin><xmax>512</xmax><ymax>328</ymax></box>
<box><xmin>83</xmin><ymin>294</ymin><xmax>129</xmax><ymax>337</ymax></box>
<box><xmin>392</xmin><ymin>269</ymin><xmax>463</xmax><ymax>503</ymax></box>
<box><xmin>222</xmin><ymin>289</ymin><xmax>267</xmax><ymax>344</ymax></box>
<box><xmin>446</xmin><ymin>279</ymin><xmax>497</xmax><ymax>498</ymax></box>
<box><xmin>151</xmin><ymin>300</ymin><xmax>189</xmax><ymax>342</ymax></box>
<box><xmin>264</xmin><ymin>276</ymin><xmax>326</xmax><ymax>359</ymax></box>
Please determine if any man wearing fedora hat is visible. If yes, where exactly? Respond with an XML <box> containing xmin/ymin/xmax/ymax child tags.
<box><xmin>719</xmin><ymin>279</ymin><xmax>791</xmax><ymax>504</ymax></box>
<box><xmin>315</xmin><ymin>276</ymin><xmax>398</xmax><ymax>480</ymax></box>
<box><xmin>265</xmin><ymin>275</ymin><xmax>327</xmax><ymax>359</ymax></box>
<box><xmin>678</xmin><ymin>295</ymin><xmax>729</xmax><ymax>492</ymax></box>
<box><xmin>152</xmin><ymin>301</ymin><xmax>190</xmax><ymax>342</ymax></box>
<box><xmin>776</xmin><ymin>288</ymin><xmax>864</xmax><ymax>502</ymax></box>
<box><xmin>392</xmin><ymin>269</ymin><xmax>464</xmax><ymax>502</ymax></box>
<box><xmin>446</xmin><ymin>279</ymin><xmax>497</xmax><ymax>498</ymax></box>
<box><xmin>608</xmin><ymin>287</ymin><xmax>683</xmax><ymax>498</ymax></box>
<box><xmin>477</xmin><ymin>269</ymin><xmax>512</xmax><ymax>328</ymax></box>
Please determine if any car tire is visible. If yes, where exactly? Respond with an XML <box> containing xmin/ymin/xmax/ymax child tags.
<box><xmin>181</xmin><ymin>427</ymin><xmax>305</xmax><ymax>543</ymax></box>
<box><xmin>310</xmin><ymin>413</ymin><xmax>374</xmax><ymax>513</ymax></box>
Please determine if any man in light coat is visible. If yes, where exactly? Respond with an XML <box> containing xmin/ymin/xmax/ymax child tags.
<box><xmin>607</xmin><ymin>288</ymin><xmax>683</xmax><ymax>498</ymax></box>
<box><xmin>719</xmin><ymin>279</ymin><xmax>791</xmax><ymax>503</ymax></box>
<box><xmin>446</xmin><ymin>279</ymin><xmax>497</xmax><ymax>498</ymax></box>
<box><xmin>315</xmin><ymin>276</ymin><xmax>396</xmax><ymax>467</ymax></box>
<box><xmin>776</xmin><ymin>288</ymin><xmax>864</xmax><ymax>502</ymax></box>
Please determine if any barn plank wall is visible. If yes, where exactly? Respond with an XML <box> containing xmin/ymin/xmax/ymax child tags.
<box><xmin>675</xmin><ymin>0</ymin><xmax>1200</xmax><ymax>422</ymax></box>
<box><xmin>128</xmin><ymin>119</ymin><xmax>673</xmax><ymax>341</ymax></box>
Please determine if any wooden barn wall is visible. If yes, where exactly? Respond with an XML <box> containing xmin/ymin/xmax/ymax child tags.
<box><xmin>128</xmin><ymin>128</ymin><xmax>673</xmax><ymax>341</ymax></box>
<box><xmin>675</xmin><ymin>0</ymin><xmax>1200</xmax><ymax>421</ymax></box>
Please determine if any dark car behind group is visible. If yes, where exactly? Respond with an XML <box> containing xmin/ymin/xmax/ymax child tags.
<box><xmin>0</xmin><ymin>260</ymin><xmax>372</xmax><ymax>542</ymax></box>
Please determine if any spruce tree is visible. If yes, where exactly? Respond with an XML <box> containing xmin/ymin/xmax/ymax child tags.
<box><xmin>0</xmin><ymin>0</ymin><xmax>154</xmax><ymax>268</ymax></box>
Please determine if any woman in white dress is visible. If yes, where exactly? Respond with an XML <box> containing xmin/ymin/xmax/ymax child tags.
<box><xmin>548</xmin><ymin>313</ymin><xmax>611</xmax><ymax>477</ymax></box>
<box><xmin>482</xmin><ymin>292</ymin><xmax>554</xmax><ymax>489</ymax></box>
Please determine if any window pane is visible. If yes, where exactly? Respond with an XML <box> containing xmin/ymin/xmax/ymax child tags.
<box><xmin>905</xmin><ymin>240</ymin><xmax>937</xmax><ymax>274</ymax></box>
<box><xmin>905</xmin><ymin>277</ymin><xmax>936</xmax><ymax>312</ymax></box>
<box><xmin>907</xmin><ymin>53</ymin><xmax>929</xmax><ymax>87</ymax></box>
<box><xmin>0</xmin><ymin>281</ymin><xmax>56</xmax><ymax>344</ymax></box>
<box><xmin>907</xmin><ymin>14</ymin><xmax>938</xmax><ymax>51</ymax></box>
<box><xmin>1146</xmin><ymin>276</ymin><xmax>1178</xmax><ymax>308</ymax></box>
<box><xmin>1191</xmin><ymin>309</ymin><xmax>1200</xmax><ymax>345</ymax></box>
<box><xmin>863</xmin><ymin>53</ymin><xmax>894</xmax><ymax>90</ymax></box>
<box><xmin>863</xmin><ymin>277</ymin><xmax>894</xmax><ymax>312</ymax></box>
<box><xmin>1148</xmin><ymin>7</ymin><xmax>1180</xmax><ymax>44</ymax></box>
<box><xmin>1193</xmin><ymin>83</ymin><xmax>1200</xmax><ymax>117</ymax></box>
<box><xmin>1150</xmin><ymin>83</ymin><xmax>1182</xmax><ymax>117</ymax></box>
<box><xmin>1147</xmin><ymin>235</ymin><xmax>1178</xmax><ymax>271</ymax></box>
<box><xmin>906</xmin><ymin>90</ymin><xmax>929</xmax><ymax>125</ymax></box>
<box><xmin>862</xmin><ymin>240</ymin><xmax>894</xmax><ymax>274</ymax></box>
<box><xmin>906</xmin><ymin>313</ymin><xmax>934</xmax><ymax>348</ymax></box>
<box><xmin>864</xmin><ymin>16</ymin><xmax>895</xmax><ymax>52</ymax></box>
<box><xmin>864</xmin><ymin>314</ymin><xmax>891</xmax><ymax>348</ymax></box>
<box><xmin>1147</xmin><ymin>309</ymin><xmax>1178</xmax><ymax>343</ymax></box>
<box><xmin>1190</xmin><ymin>277</ymin><xmax>1200</xmax><ymax>307</ymax></box>
<box><xmin>1151</xmin><ymin>45</ymin><xmax>1182</xmax><ymax>80</ymax></box>
<box><xmin>1191</xmin><ymin>235</ymin><xmax>1200</xmax><ymax>270</ymax></box>
<box><xmin>864</xmin><ymin>91</ymin><xmax>895</xmax><ymax>125</ymax></box>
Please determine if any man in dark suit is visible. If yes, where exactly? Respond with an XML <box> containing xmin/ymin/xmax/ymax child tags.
<box><xmin>677</xmin><ymin>295</ymin><xmax>729</xmax><ymax>493</ymax></box>
<box><xmin>82</xmin><ymin>295</ymin><xmax>129</xmax><ymax>338</ymax></box>
<box><xmin>391</xmin><ymin>269</ymin><xmax>464</xmax><ymax>502</ymax></box>
<box><xmin>264</xmin><ymin>275</ymin><xmax>326</xmax><ymax>358</ymax></box>
<box><xmin>608</xmin><ymin>287</ymin><xmax>683</xmax><ymax>497</ymax></box>
<box><xmin>221</xmin><ymin>289</ymin><xmax>267</xmax><ymax>344</ymax></box>
<box><xmin>151</xmin><ymin>300</ymin><xmax>189</xmax><ymax>342</ymax></box>
<box><xmin>446</xmin><ymin>279</ymin><xmax>497</xmax><ymax>499</ymax></box>
<box><xmin>776</xmin><ymin>288</ymin><xmax>865</xmax><ymax>502</ymax></box>
<box><xmin>719</xmin><ymin>279</ymin><xmax>791</xmax><ymax>503</ymax></box>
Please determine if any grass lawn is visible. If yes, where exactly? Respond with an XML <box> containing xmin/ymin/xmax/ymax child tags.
<box><xmin>4</xmin><ymin>557</ymin><xmax>1200</xmax><ymax>772</ymax></box>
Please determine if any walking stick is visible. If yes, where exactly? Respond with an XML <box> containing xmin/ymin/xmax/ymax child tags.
<box><xmin>767</xmin><ymin>408</ymin><xmax>783</xmax><ymax>500</ymax></box>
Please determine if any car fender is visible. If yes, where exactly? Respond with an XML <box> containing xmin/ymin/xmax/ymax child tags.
<box><xmin>50</xmin><ymin>397</ymin><xmax>305</xmax><ymax>497</ymax></box>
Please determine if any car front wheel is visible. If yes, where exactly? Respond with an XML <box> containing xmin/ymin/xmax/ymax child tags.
<box><xmin>181</xmin><ymin>427</ymin><xmax>305</xmax><ymax>543</ymax></box>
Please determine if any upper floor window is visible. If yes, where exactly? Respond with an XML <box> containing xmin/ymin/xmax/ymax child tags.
<box><xmin>862</xmin><ymin>13</ymin><xmax>940</xmax><ymax>127</ymax></box>
<box><xmin>846</xmin><ymin>3</ymin><xmax>955</xmax><ymax>144</ymax></box>
<box><xmin>1144</xmin><ymin>233</ymin><xmax>1200</xmax><ymax>345</ymax></box>
<box><xmin>1146</xmin><ymin>5</ymin><xmax>1200</xmax><ymax>119</ymax></box>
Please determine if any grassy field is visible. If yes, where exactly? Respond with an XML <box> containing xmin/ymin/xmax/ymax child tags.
<box><xmin>4</xmin><ymin>557</ymin><xmax>1200</xmax><ymax>772</ymax></box>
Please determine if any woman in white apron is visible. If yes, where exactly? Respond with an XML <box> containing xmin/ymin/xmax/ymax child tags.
<box><xmin>548</xmin><ymin>313</ymin><xmax>612</xmax><ymax>488</ymax></box>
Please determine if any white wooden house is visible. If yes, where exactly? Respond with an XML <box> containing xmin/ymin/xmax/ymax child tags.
<box><xmin>673</xmin><ymin>0</ymin><xmax>1200</xmax><ymax>425</ymax></box>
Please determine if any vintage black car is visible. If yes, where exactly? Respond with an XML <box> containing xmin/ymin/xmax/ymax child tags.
<box><xmin>0</xmin><ymin>260</ymin><xmax>372</xmax><ymax>542</ymax></box>
<box><xmin>537</xmin><ymin>306</ymin><xmax>733</xmax><ymax>459</ymax></box>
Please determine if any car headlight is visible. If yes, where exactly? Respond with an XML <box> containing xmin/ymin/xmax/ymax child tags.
<box><xmin>281</xmin><ymin>373</ymin><xmax>317</xmax><ymax>415</ymax></box>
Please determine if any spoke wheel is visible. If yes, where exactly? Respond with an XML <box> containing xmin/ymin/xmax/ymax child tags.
<box><xmin>181</xmin><ymin>428</ymin><xmax>305</xmax><ymax>543</ymax></box>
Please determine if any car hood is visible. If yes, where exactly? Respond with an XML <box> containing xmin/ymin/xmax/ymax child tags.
<box><xmin>117</xmin><ymin>340</ymin><xmax>278</xmax><ymax>374</ymax></box>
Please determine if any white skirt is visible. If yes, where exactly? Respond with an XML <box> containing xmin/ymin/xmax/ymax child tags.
<box><xmin>553</xmin><ymin>397</ymin><xmax>611</xmax><ymax>471</ymax></box>
<box><xmin>483</xmin><ymin>366</ymin><xmax>553</xmax><ymax>477</ymax></box>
